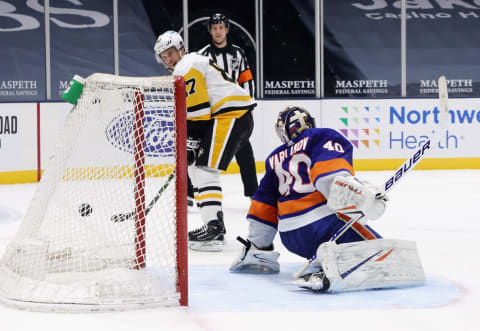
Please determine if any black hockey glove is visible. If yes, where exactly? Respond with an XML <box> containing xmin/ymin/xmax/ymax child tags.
<box><xmin>187</xmin><ymin>137</ymin><xmax>201</xmax><ymax>166</ymax></box>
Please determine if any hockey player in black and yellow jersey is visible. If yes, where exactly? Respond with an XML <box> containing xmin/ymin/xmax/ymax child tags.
<box><xmin>154</xmin><ymin>30</ymin><xmax>256</xmax><ymax>252</ymax></box>
<box><xmin>198</xmin><ymin>13</ymin><xmax>258</xmax><ymax>199</ymax></box>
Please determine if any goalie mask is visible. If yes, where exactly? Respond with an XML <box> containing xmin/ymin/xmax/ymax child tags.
<box><xmin>154</xmin><ymin>31</ymin><xmax>185</xmax><ymax>71</ymax></box>
<box><xmin>275</xmin><ymin>106</ymin><xmax>316</xmax><ymax>144</ymax></box>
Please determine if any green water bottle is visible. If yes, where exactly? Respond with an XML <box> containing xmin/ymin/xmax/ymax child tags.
<box><xmin>61</xmin><ymin>75</ymin><xmax>85</xmax><ymax>105</ymax></box>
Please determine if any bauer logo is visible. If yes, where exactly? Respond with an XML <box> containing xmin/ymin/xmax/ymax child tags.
<box><xmin>384</xmin><ymin>140</ymin><xmax>431</xmax><ymax>191</ymax></box>
<box><xmin>105</xmin><ymin>110</ymin><xmax>175</xmax><ymax>157</ymax></box>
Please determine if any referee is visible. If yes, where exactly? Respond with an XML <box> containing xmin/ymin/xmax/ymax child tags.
<box><xmin>197</xmin><ymin>13</ymin><xmax>258</xmax><ymax>198</ymax></box>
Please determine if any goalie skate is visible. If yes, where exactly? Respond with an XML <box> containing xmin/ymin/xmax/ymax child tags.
<box><xmin>294</xmin><ymin>272</ymin><xmax>330</xmax><ymax>293</ymax></box>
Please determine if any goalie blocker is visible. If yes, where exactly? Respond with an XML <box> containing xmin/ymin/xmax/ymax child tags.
<box><xmin>327</xmin><ymin>175</ymin><xmax>388</xmax><ymax>222</ymax></box>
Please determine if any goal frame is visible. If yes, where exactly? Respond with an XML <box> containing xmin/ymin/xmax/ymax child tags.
<box><xmin>0</xmin><ymin>74</ymin><xmax>189</xmax><ymax>310</ymax></box>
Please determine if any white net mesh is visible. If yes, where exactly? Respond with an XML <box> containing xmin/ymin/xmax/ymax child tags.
<box><xmin>0</xmin><ymin>74</ymin><xmax>185</xmax><ymax>312</ymax></box>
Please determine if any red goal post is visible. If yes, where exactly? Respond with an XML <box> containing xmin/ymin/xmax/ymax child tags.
<box><xmin>174</xmin><ymin>76</ymin><xmax>188</xmax><ymax>307</ymax></box>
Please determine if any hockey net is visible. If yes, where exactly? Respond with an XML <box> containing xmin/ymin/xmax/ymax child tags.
<box><xmin>0</xmin><ymin>74</ymin><xmax>187</xmax><ymax>312</ymax></box>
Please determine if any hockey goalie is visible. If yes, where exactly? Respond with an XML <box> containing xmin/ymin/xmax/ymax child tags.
<box><xmin>230</xmin><ymin>105</ymin><xmax>425</xmax><ymax>293</ymax></box>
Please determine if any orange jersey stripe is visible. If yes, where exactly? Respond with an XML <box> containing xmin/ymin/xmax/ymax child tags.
<box><xmin>238</xmin><ymin>69</ymin><xmax>253</xmax><ymax>85</ymax></box>
<box><xmin>310</xmin><ymin>158</ymin><xmax>354</xmax><ymax>183</ymax></box>
<box><xmin>248</xmin><ymin>200</ymin><xmax>278</xmax><ymax>225</ymax></box>
<box><xmin>278</xmin><ymin>191</ymin><xmax>326</xmax><ymax>216</ymax></box>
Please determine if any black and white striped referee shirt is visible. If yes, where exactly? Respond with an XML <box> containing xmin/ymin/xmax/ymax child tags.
<box><xmin>198</xmin><ymin>42</ymin><xmax>255</xmax><ymax>97</ymax></box>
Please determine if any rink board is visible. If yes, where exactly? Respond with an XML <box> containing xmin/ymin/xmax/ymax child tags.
<box><xmin>1</xmin><ymin>99</ymin><xmax>480</xmax><ymax>183</ymax></box>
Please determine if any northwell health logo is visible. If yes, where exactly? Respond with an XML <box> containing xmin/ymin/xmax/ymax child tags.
<box><xmin>338</xmin><ymin>106</ymin><xmax>381</xmax><ymax>149</ymax></box>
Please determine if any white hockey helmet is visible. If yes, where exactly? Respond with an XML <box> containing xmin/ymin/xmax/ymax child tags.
<box><xmin>154</xmin><ymin>31</ymin><xmax>185</xmax><ymax>70</ymax></box>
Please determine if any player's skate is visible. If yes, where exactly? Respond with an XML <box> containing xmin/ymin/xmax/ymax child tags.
<box><xmin>294</xmin><ymin>272</ymin><xmax>330</xmax><ymax>293</ymax></box>
<box><xmin>188</xmin><ymin>211</ymin><xmax>226</xmax><ymax>252</ymax></box>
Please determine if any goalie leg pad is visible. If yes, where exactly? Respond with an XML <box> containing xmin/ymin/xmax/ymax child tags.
<box><xmin>317</xmin><ymin>239</ymin><xmax>425</xmax><ymax>292</ymax></box>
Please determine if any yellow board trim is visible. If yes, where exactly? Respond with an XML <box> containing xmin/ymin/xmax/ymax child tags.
<box><xmin>62</xmin><ymin>164</ymin><xmax>174</xmax><ymax>181</ymax></box>
<box><xmin>223</xmin><ymin>158</ymin><xmax>480</xmax><ymax>174</ymax></box>
<box><xmin>353</xmin><ymin>157</ymin><xmax>480</xmax><ymax>171</ymax></box>
<box><xmin>0</xmin><ymin>165</ymin><xmax>174</xmax><ymax>184</ymax></box>
<box><xmin>0</xmin><ymin>170</ymin><xmax>38</xmax><ymax>184</ymax></box>
<box><xmin>2</xmin><ymin>158</ymin><xmax>480</xmax><ymax>184</ymax></box>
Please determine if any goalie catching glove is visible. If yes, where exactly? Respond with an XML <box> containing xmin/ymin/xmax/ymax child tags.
<box><xmin>327</xmin><ymin>176</ymin><xmax>388</xmax><ymax>220</ymax></box>
<box><xmin>187</xmin><ymin>137</ymin><xmax>201</xmax><ymax>166</ymax></box>
<box><xmin>230</xmin><ymin>237</ymin><xmax>280</xmax><ymax>274</ymax></box>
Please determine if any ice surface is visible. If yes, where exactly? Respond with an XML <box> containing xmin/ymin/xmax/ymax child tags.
<box><xmin>0</xmin><ymin>170</ymin><xmax>479</xmax><ymax>331</ymax></box>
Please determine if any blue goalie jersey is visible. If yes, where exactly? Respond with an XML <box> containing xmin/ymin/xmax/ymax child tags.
<box><xmin>247</xmin><ymin>128</ymin><xmax>381</xmax><ymax>259</ymax></box>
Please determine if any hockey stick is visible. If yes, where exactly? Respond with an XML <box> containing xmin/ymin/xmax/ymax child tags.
<box><xmin>330</xmin><ymin>75</ymin><xmax>448</xmax><ymax>242</ymax></box>
<box><xmin>111</xmin><ymin>173</ymin><xmax>175</xmax><ymax>222</ymax></box>
<box><xmin>438</xmin><ymin>75</ymin><xmax>449</xmax><ymax>123</ymax></box>
<box><xmin>329</xmin><ymin>138</ymin><xmax>431</xmax><ymax>242</ymax></box>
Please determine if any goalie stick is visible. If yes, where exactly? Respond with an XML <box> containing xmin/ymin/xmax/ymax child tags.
<box><xmin>330</xmin><ymin>75</ymin><xmax>448</xmax><ymax>242</ymax></box>
<box><xmin>438</xmin><ymin>75</ymin><xmax>449</xmax><ymax>123</ymax></box>
<box><xmin>329</xmin><ymin>137</ymin><xmax>431</xmax><ymax>243</ymax></box>
<box><xmin>111</xmin><ymin>173</ymin><xmax>175</xmax><ymax>222</ymax></box>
